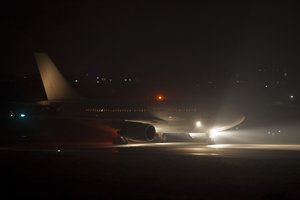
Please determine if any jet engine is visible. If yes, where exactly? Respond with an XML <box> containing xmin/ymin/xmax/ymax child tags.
<box><xmin>119</xmin><ymin>122</ymin><xmax>156</xmax><ymax>142</ymax></box>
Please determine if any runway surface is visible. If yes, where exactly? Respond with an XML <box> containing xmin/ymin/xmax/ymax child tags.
<box><xmin>1</xmin><ymin>143</ymin><xmax>300</xmax><ymax>157</ymax></box>
<box><xmin>2</xmin><ymin>143</ymin><xmax>300</xmax><ymax>199</ymax></box>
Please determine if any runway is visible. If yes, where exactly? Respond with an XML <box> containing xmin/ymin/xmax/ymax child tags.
<box><xmin>2</xmin><ymin>142</ymin><xmax>300</xmax><ymax>199</ymax></box>
<box><xmin>1</xmin><ymin>143</ymin><xmax>300</xmax><ymax>158</ymax></box>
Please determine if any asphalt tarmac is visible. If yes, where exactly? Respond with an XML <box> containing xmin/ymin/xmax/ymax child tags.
<box><xmin>1</xmin><ymin>143</ymin><xmax>300</xmax><ymax>199</ymax></box>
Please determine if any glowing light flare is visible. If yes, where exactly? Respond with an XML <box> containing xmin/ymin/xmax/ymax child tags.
<box><xmin>209</xmin><ymin>128</ymin><xmax>221</xmax><ymax>138</ymax></box>
<box><xmin>195</xmin><ymin>121</ymin><xmax>202</xmax><ymax>128</ymax></box>
<box><xmin>20</xmin><ymin>113</ymin><xmax>26</xmax><ymax>118</ymax></box>
<box><xmin>209</xmin><ymin>144</ymin><xmax>229</xmax><ymax>148</ymax></box>
<box><xmin>156</xmin><ymin>94</ymin><xmax>165</xmax><ymax>102</ymax></box>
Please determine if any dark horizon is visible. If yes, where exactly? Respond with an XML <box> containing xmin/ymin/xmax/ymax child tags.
<box><xmin>2</xmin><ymin>1</ymin><xmax>299</xmax><ymax>78</ymax></box>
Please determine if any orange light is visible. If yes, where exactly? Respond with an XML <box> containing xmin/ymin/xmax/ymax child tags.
<box><xmin>156</xmin><ymin>95</ymin><xmax>165</xmax><ymax>102</ymax></box>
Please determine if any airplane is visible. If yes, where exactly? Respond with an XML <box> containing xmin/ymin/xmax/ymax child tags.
<box><xmin>7</xmin><ymin>53</ymin><xmax>245</xmax><ymax>145</ymax></box>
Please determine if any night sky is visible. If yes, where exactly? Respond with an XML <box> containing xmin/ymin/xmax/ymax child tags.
<box><xmin>1</xmin><ymin>1</ymin><xmax>300</xmax><ymax>103</ymax></box>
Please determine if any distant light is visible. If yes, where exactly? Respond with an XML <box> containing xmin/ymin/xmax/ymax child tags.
<box><xmin>195</xmin><ymin>121</ymin><xmax>202</xmax><ymax>128</ymax></box>
<box><xmin>290</xmin><ymin>95</ymin><xmax>294</xmax><ymax>99</ymax></box>
<box><xmin>20</xmin><ymin>113</ymin><xmax>26</xmax><ymax>118</ymax></box>
<box><xmin>265</xmin><ymin>85</ymin><xmax>268</xmax><ymax>88</ymax></box>
<box><xmin>75</xmin><ymin>79</ymin><xmax>78</xmax><ymax>83</ymax></box>
<box><xmin>10</xmin><ymin>114</ymin><xmax>13</xmax><ymax>117</ymax></box>
<box><xmin>156</xmin><ymin>95</ymin><xmax>165</xmax><ymax>102</ymax></box>
<box><xmin>57</xmin><ymin>150</ymin><xmax>61</xmax><ymax>153</ymax></box>
<box><xmin>97</xmin><ymin>81</ymin><xmax>99</xmax><ymax>84</ymax></box>
<box><xmin>96</xmin><ymin>76</ymin><xmax>99</xmax><ymax>79</ymax></box>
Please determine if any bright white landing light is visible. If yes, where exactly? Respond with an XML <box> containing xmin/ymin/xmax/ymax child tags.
<box><xmin>210</xmin><ymin>128</ymin><xmax>221</xmax><ymax>138</ymax></box>
<box><xmin>195</xmin><ymin>121</ymin><xmax>202</xmax><ymax>128</ymax></box>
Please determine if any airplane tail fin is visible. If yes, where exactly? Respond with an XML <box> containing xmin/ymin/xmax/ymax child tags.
<box><xmin>34</xmin><ymin>53</ymin><xmax>81</xmax><ymax>101</ymax></box>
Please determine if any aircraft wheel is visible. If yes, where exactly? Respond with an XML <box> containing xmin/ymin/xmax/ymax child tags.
<box><xmin>112</xmin><ymin>135</ymin><xmax>128</xmax><ymax>145</ymax></box>
<box><xmin>161</xmin><ymin>134</ymin><xmax>168</xmax><ymax>142</ymax></box>
<box><xmin>207</xmin><ymin>137</ymin><xmax>215</xmax><ymax>145</ymax></box>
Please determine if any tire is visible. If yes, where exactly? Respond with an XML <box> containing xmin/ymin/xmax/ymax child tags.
<box><xmin>112</xmin><ymin>136</ymin><xmax>128</xmax><ymax>145</ymax></box>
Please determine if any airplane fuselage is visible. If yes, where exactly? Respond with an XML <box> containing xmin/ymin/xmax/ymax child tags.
<box><xmin>35</xmin><ymin>99</ymin><xmax>245</xmax><ymax>135</ymax></box>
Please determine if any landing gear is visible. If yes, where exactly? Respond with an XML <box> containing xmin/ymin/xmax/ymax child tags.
<box><xmin>161</xmin><ymin>134</ymin><xmax>168</xmax><ymax>142</ymax></box>
<box><xmin>157</xmin><ymin>133</ymin><xmax>194</xmax><ymax>143</ymax></box>
<box><xmin>152</xmin><ymin>132</ymin><xmax>167</xmax><ymax>143</ymax></box>
<box><xmin>112</xmin><ymin>135</ymin><xmax>128</xmax><ymax>145</ymax></box>
<box><xmin>206</xmin><ymin>135</ymin><xmax>215</xmax><ymax>145</ymax></box>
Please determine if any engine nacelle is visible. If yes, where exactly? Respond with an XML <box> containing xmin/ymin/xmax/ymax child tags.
<box><xmin>119</xmin><ymin>122</ymin><xmax>156</xmax><ymax>142</ymax></box>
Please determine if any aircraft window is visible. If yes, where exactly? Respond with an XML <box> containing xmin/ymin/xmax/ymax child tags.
<box><xmin>85</xmin><ymin>108</ymin><xmax>147</xmax><ymax>113</ymax></box>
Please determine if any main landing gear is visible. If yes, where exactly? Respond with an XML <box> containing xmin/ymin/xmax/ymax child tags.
<box><xmin>206</xmin><ymin>134</ymin><xmax>215</xmax><ymax>145</ymax></box>
<box><xmin>112</xmin><ymin>135</ymin><xmax>128</xmax><ymax>145</ymax></box>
